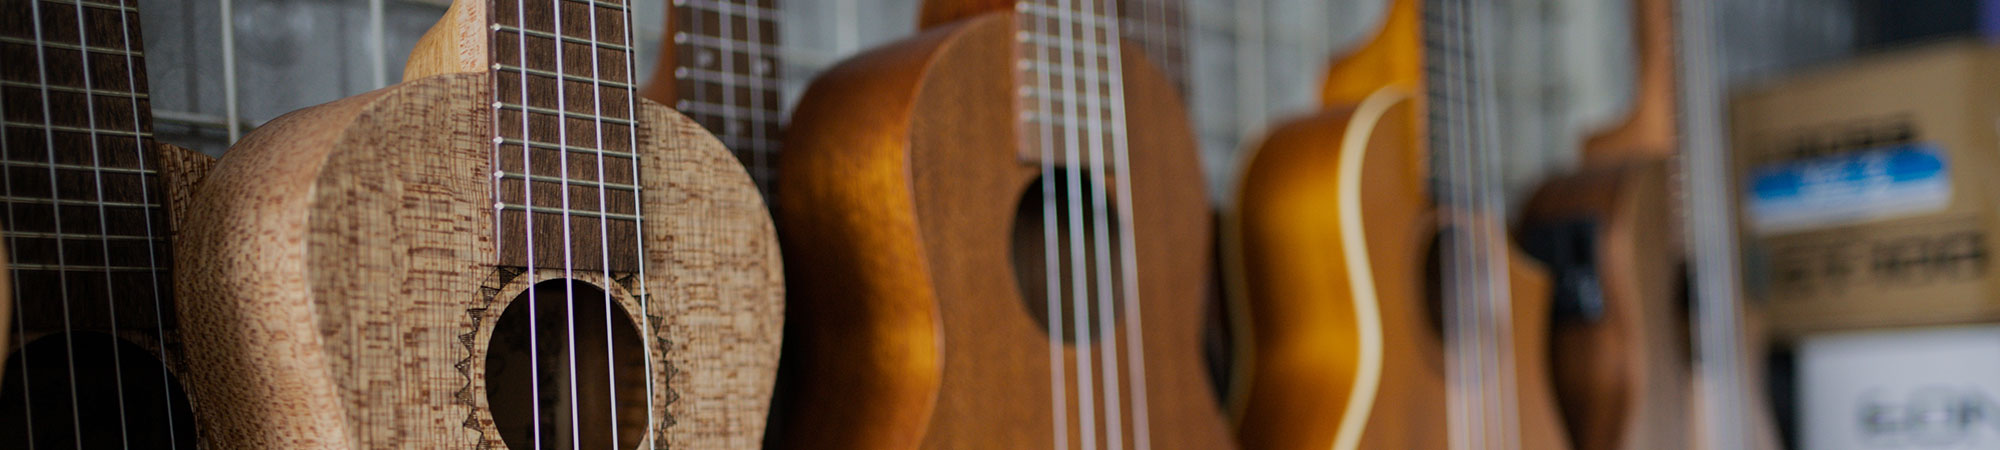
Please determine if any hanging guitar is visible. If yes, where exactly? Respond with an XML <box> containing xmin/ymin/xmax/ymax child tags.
<box><xmin>1224</xmin><ymin>0</ymin><xmax>1570</xmax><ymax>448</ymax></box>
<box><xmin>1517</xmin><ymin>0</ymin><xmax>1691</xmax><ymax>448</ymax></box>
<box><xmin>172</xmin><ymin>0</ymin><xmax>783</xmax><ymax>446</ymax></box>
<box><xmin>1</xmin><ymin>0</ymin><xmax>216</xmax><ymax>446</ymax></box>
<box><xmin>771</xmin><ymin>0</ymin><xmax>1233</xmax><ymax>447</ymax></box>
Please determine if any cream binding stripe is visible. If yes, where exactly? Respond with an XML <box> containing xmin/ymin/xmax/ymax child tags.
<box><xmin>1330</xmin><ymin>84</ymin><xmax>1412</xmax><ymax>450</ymax></box>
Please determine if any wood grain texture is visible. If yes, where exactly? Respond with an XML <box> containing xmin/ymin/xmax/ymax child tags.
<box><xmin>1522</xmin><ymin>162</ymin><xmax>1688</xmax><ymax>450</ymax></box>
<box><xmin>1227</xmin><ymin>90</ymin><xmax>1569</xmax><ymax>450</ymax></box>
<box><xmin>771</xmin><ymin>12</ymin><xmax>1232</xmax><ymax>449</ymax></box>
<box><xmin>1518</xmin><ymin>0</ymin><xmax>1690</xmax><ymax>448</ymax></box>
<box><xmin>173</xmin><ymin>72</ymin><xmax>781</xmax><ymax>448</ymax></box>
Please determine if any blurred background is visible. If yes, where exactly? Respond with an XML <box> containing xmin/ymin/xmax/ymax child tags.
<box><xmin>131</xmin><ymin>1</ymin><xmax>2000</xmax><ymax>448</ymax></box>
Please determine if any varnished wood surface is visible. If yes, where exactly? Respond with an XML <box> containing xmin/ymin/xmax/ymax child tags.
<box><xmin>175</xmin><ymin>73</ymin><xmax>781</xmax><ymax>449</ymax></box>
<box><xmin>772</xmin><ymin>11</ymin><xmax>1232</xmax><ymax>449</ymax></box>
<box><xmin>1519</xmin><ymin>0</ymin><xmax>1691</xmax><ymax>448</ymax></box>
<box><xmin>1228</xmin><ymin>89</ymin><xmax>1569</xmax><ymax>450</ymax></box>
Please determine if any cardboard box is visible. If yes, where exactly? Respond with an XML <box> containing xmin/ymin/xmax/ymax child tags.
<box><xmin>1797</xmin><ymin>326</ymin><xmax>2000</xmax><ymax>450</ymax></box>
<box><xmin>1731</xmin><ymin>40</ymin><xmax>2000</xmax><ymax>336</ymax></box>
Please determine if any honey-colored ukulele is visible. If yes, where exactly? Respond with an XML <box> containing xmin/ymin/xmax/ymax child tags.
<box><xmin>1516</xmin><ymin>0</ymin><xmax>1690</xmax><ymax>448</ymax></box>
<box><xmin>1</xmin><ymin>0</ymin><xmax>216</xmax><ymax>446</ymax></box>
<box><xmin>1224</xmin><ymin>0</ymin><xmax>1570</xmax><ymax>448</ymax></box>
<box><xmin>172</xmin><ymin>0</ymin><xmax>782</xmax><ymax>446</ymax></box>
<box><xmin>769</xmin><ymin>0</ymin><xmax>1233</xmax><ymax>447</ymax></box>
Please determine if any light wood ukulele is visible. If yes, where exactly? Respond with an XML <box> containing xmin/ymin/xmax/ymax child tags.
<box><xmin>1</xmin><ymin>0</ymin><xmax>216</xmax><ymax>447</ymax></box>
<box><xmin>1517</xmin><ymin>0</ymin><xmax>1691</xmax><ymax>449</ymax></box>
<box><xmin>770</xmin><ymin>0</ymin><xmax>1233</xmax><ymax>448</ymax></box>
<box><xmin>1224</xmin><ymin>0</ymin><xmax>1570</xmax><ymax>448</ymax></box>
<box><xmin>172</xmin><ymin>0</ymin><xmax>782</xmax><ymax>447</ymax></box>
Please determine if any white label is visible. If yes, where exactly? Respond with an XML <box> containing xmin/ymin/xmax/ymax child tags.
<box><xmin>1800</xmin><ymin>326</ymin><xmax>2000</xmax><ymax>450</ymax></box>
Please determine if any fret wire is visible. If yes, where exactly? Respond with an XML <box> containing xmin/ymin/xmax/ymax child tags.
<box><xmin>673</xmin><ymin>67</ymin><xmax>779</xmax><ymax>89</ymax></box>
<box><xmin>673</xmin><ymin>0</ymin><xmax>778</xmax><ymax>20</ymax></box>
<box><xmin>1018</xmin><ymin>2</ymin><xmax>1118</xmax><ymax>26</ymax></box>
<box><xmin>1022</xmin><ymin>112</ymin><xmax>1127</xmax><ymax>132</ymax></box>
<box><xmin>555</xmin><ymin>0</ymin><xmax>628</xmax><ymax>12</ymax></box>
<box><xmin>673</xmin><ymin>33</ymin><xmax>779</xmax><ymax>55</ymax></box>
<box><xmin>492</xmin><ymin>24</ymin><xmax>634</xmax><ymax>52</ymax></box>
<box><xmin>0</xmin><ymin>161</ymin><xmax>156</xmax><ymax>175</ymax></box>
<box><xmin>1</xmin><ymin>231</ymin><xmax>165</xmax><ymax>241</ymax></box>
<box><xmin>1017</xmin><ymin>60</ymin><xmax>1116</xmax><ymax>79</ymax></box>
<box><xmin>494</xmin><ymin>64</ymin><xmax>637</xmax><ymax>90</ymax></box>
<box><xmin>1018</xmin><ymin>85</ymin><xmax>1115</xmax><ymax>102</ymax></box>
<box><xmin>672</xmin><ymin>100</ymin><xmax>783</xmax><ymax>121</ymax></box>
<box><xmin>498</xmin><ymin>171</ymin><xmax>638</xmax><ymax>192</ymax></box>
<box><xmin>0</xmin><ymin>196</ymin><xmax>160</xmax><ymax>208</ymax></box>
<box><xmin>498</xmin><ymin>137</ymin><xmax>637</xmax><ymax>160</ymax></box>
<box><xmin>714</xmin><ymin>135</ymin><xmax>779</xmax><ymax>150</ymax></box>
<box><xmin>1017</xmin><ymin>34</ymin><xmax>1115</xmax><ymax>56</ymax></box>
<box><xmin>38</xmin><ymin>0</ymin><xmax>135</xmax><ymax>13</ymax></box>
<box><xmin>0</xmin><ymin>80</ymin><xmax>148</xmax><ymax>99</ymax></box>
<box><xmin>8</xmin><ymin>264</ymin><xmax>164</xmax><ymax>272</ymax></box>
<box><xmin>2</xmin><ymin>121</ymin><xmax>150</xmax><ymax>137</ymax></box>
<box><xmin>497</xmin><ymin>203</ymin><xmax>642</xmax><ymax>221</ymax></box>
<box><xmin>495</xmin><ymin>102</ymin><xmax>636</xmax><ymax>126</ymax></box>
<box><xmin>0</xmin><ymin>36</ymin><xmax>143</xmax><ymax>57</ymax></box>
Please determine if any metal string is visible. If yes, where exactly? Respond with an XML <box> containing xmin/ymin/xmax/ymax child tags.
<box><xmin>539</xmin><ymin>0</ymin><xmax>588</xmax><ymax>445</ymax></box>
<box><xmin>66</xmin><ymin>0</ymin><xmax>138</xmax><ymax>445</ymax></box>
<box><xmin>107</xmin><ymin>0</ymin><xmax>181</xmax><ymax>444</ymax></box>
<box><xmin>500</xmin><ymin>0</ymin><xmax>544</xmax><ymax>446</ymax></box>
<box><xmin>1075</xmin><ymin>2</ymin><xmax>1127</xmax><ymax>449</ymax></box>
<box><xmin>1096</xmin><ymin>0</ymin><xmax>1152</xmax><ymax>445</ymax></box>
<box><xmin>580</xmin><ymin>0</ymin><xmax>622</xmax><ymax>444</ymax></box>
<box><xmin>623</xmin><ymin>0</ymin><xmax>657</xmax><ymax>447</ymax></box>
<box><xmin>0</xmin><ymin>41</ymin><xmax>34</xmax><ymax>450</ymax></box>
<box><xmin>1051</xmin><ymin>0</ymin><xmax>1101</xmax><ymax>447</ymax></box>
<box><xmin>25</xmin><ymin>0</ymin><xmax>96</xmax><ymax>445</ymax></box>
<box><xmin>1021</xmin><ymin>1</ymin><xmax>1072</xmax><ymax>448</ymax></box>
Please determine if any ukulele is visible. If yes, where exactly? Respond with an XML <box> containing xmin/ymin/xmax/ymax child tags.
<box><xmin>637</xmin><ymin>0</ymin><xmax>782</xmax><ymax>195</ymax></box>
<box><xmin>1224</xmin><ymin>0</ymin><xmax>1570</xmax><ymax>448</ymax></box>
<box><xmin>1516</xmin><ymin>0</ymin><xmax>1691</xmax><ymax>448</ymax></box>
<box><xmin>0</xmin><ymin>0</ymin><xmax>216</xmax><ymax>447</ymax></box>
<box><xmin>771</xmin><ymin>0</ymin><xmax>1233</xmax><ymax>447</ymax></box>
<box><xmin>172</xmin><ymin>0</ymin><xmax>783</xmax><ymax>446</ymax></box>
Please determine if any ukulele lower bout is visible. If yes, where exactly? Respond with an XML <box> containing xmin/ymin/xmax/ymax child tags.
<box><xmin>175</xmin><ymin>73</ymin><xmax>783</xmax><ymax>449</ymax></box>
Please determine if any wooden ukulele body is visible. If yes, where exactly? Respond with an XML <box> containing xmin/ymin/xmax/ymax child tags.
<box><xmin>772</xmin><ymin>12</ymin><xmax>1232</xmax><ymax>449</ymax></box>
<box><xmin>174</xmin><ymin>73</ymin><xmax>782</xmax><ymax>448</ymax></box>
<box><xmin>1226</xmin><ymin>89</ymin><xmax>1569</xmax><ymax>450</ymax></box>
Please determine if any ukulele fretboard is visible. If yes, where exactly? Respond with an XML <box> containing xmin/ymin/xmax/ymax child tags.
<box><xmin>1015</xmin><ymin>0</ymin><xmax>1132</xmax><ymax>165</ymax></box>
<box><xmin>0</xmin><ymin>0</ymin><xmax>175</xmax><ymax>335</ymax></box>
<box><xmin>670</xmin><ymin>0</ymin><xmax>780</xmax><ymax>193</ymax></box>
<box><xmin>1114</xmin><ymin>0</ymin><xmax>1187</xmax><ymax>93</ymax></box>
<box><xmin>488</xmin><ymin>0</ymin><xmax>643</xmax><ymax>272</ymax></box>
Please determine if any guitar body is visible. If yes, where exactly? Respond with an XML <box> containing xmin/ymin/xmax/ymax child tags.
<box><xmin>174</xmin><ymin>73</ymin><xmax>782</xmax><ymax>448</ymax></box>
<box><xmin>1521</xmin><ymin>162</ymin><xmax>1690</xmax><ymax>450</ymax></box>
<box><xmin>1227</xmin><ymin>89</ymin><xmax>1569</xmax><ymax>450</ymax></box>
<box><xmin>773</xmin><ymin>12</ymin><xmax>1231</xmax><ymax>449</ymax></box>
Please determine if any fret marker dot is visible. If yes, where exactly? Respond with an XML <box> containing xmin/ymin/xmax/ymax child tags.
<box><xmin>674</xmin><ymin>68</ymin><xmax>687</xmax><ymax>78</ymax></box>
<box><xmin>494</xmin><ymin>202</ymin><xmax>505</xmax><ymax>210</ymax></box>
<box><xmin>672</xmin><ymin>32</ymin><xmax>686</xmax><ymax>44</ymax></box>
<box><xmin>493</xmin><ymin>171</ymin><xmax>505</xmax><ymax>178</ymax></box>
<box><xmin>493</xmin><ymin>137</ymin><xmax>505</xmax><ymax>144</ymax></box>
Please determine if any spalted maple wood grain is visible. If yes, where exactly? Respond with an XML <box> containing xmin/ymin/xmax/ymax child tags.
<box><xmin>173</xmin><ymin>72</ymin><xmax>781</xmax><ymax>448</ymax></box>
<box><xmin>1227</xmin><ymin>91</ymin><xmax>1569</xmax><ymax>450</ymax></box>
<box><xmin>771</xmin><ymin>12</ymin><xmax>1232</xmax><ymax>449</ymax></box>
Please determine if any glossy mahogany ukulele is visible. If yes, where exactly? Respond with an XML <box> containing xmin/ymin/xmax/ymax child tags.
<box><xmin>1517</xmin><ymin>0</ymin><xmax>1690</xmax><ymax>448</ymax></box>
<box><xmin>173</xmin><ymin>0</ymin><xmax>782</xmax><ymax>447</ymax></box>
<box><xmin>1</xmin><ymin>0</ymin><xmax>215</xmax><ymax>447</ymax></box>
<box><xmin>772</xmin><ymin>0</ymin><xmax>1233</xmax><ymax>448</ymax></box>
<box><xmin>1225</xmin><ymin>0</ymin><xmax>1569</xmax><ymax>448</ymax></box>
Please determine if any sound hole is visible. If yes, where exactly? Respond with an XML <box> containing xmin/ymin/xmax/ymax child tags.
<box><xmin>0</xmin><ymin>332</ymin><xmax>197</xmax><ymax>449</ymax></box>
<box><xmin>1010</xmin><ymin>173</ymin><xmax>1128</xmax><ymax>343</ymax></box>
<box><xmin>485</xmin><ymin>279</ymin><xmax>648</xmax><ymax>450</ymax></box>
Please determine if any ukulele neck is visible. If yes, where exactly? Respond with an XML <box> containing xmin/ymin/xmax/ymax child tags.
<box><xmin>485</xmin><ymin>0</ymin><xmax>643</xmax><ymax>272</ymax></box>
<box><xmin>667</xmin><ymin>0</ymin><xmax>782</xmax><ymax>193</ymax></box>
<box><xmin>1013</xmin><ymin>0</ymin><xmax>1132</xmax><ymax>166</ymax></box>
<box><xmin>0</xmin><ymin>0</ymin><xmax>174</xmax><ymax>334</ymax></box>
<box><xmin>1114</xmin><ymin>0</ymin><xmax>1188</xmax><ymax>93</ymax></box>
